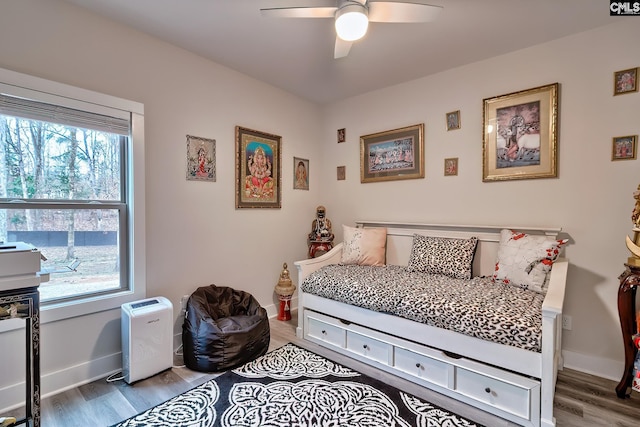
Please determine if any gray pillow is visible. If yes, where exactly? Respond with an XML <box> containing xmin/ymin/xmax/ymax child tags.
<box><xmin>406</xmin><ymin>234</ymin><xmax>478</xmax><ymax>279</ymax></box>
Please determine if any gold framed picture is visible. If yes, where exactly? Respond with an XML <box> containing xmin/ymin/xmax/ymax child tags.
<box><xmin>235</xmin><ymin>126</ymin><xmax>281</xmax><ymax>208</ymax></box>
<box><xmin>337</xmin><ymin>166</ymin><xmax>346</xmax><ymax>180</ymax></box>
<box><xmin>444</xmin><ymin>157</ymin><xmax>458</xmax><ymax>176</ymax></box>
<box><xmin>360</xmin><ymin>123</ymin><xmax>424</xmax><ymax>183</ymax></box>
<box><xmin>612</xmin><ymin>135</ymin><xmax>637</xmax><ymax>161</ymax></box>
<box><xmin>446</xmin><ymin>110</ymin><xmax>460</xmax><ymax>131</ymax></box>
<box><xmin>614</xmin><ymin>67</ymin><xmax>638</xmax><ymax>96</ymax></box>
<box><xmin>482</xmin><ymin>83</ymin><xmax>559</xmax><ymax>182</ymax></box>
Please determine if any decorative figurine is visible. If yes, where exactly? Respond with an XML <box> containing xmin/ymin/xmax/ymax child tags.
<box><xmin>274</xmin><ymin>263</ymin><xmax>296</xmax><ymax>321</ymax></box>
<box><xmin>307</xmin><ymin>205</ymin><xmax>334</xmax><ymax>258</ymax></box>
<box><xmin>626</xmin><ymin>184</ymin><xmax>640</xmax><ymax>267</ymax></box>
<box><xmin>309</xmin><ymin>205</ymin><xmax>334</xmax><ymax>242</ymax></box>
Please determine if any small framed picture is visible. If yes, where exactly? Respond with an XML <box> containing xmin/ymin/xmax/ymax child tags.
<box><xmin>614</xmin><ymin>67</ymin><xmax>638</xmax><ymax>96</ymax></box>
<box><xmin>337</xmin><ymin>166</ymin><xmax>346</xmax><ymax>180</ymax></box>
<box><xmin>337</xmin><ymin>128</ymin><xmax>346</xmax><ymax>143</ymax></box>
<box><xmin>186</xmin><ymin>135</ymin><xmax>216</xmax><ymax>181</ymax></box>
<box><xmin>612</xmin><ymin>135</ymin><xmax>637</xmax><ymax>161</ymax></box>
<box><xmin>446</xmin><ymin>110</ymin><xmax>461</xmax><ymax>131</ymax></box>
<box><xmin>444</xmin><ymin>157</ymin><xmax>458</xmax><ymax>176</ymax></box>
<box><xmin>293</xmin><ymin>157</ymin><xmax>309</xmax><ymax>190</ymax></box>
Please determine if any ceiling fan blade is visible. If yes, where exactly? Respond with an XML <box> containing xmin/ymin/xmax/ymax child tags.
<box><xmin>367</xmin><ymin>1</ymin><xmax>443</xmax><ymax>23</ymax></box>
<box><xmin>260</xmin><ymin>7</ymin><xmax>337</xmax><ymax>19</ymax></box>
<box><xmin>334</xmin><ymin>37</ymin><xmax>353</xmax><ymax>59</ymax></box>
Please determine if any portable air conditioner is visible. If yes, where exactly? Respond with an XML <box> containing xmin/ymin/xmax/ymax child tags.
<box><xmin>121</xmin><ymin>296</ymin><xmax>173</xmax><ymax>384</ymax></box>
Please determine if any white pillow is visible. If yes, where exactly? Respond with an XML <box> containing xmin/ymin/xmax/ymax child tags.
<box><xmin>493</xmin><ymin>229</ymin><xmax>568</xmax><ymax>293</ymax></box>
<box><xmin>341</xmin><ymin>225</ymin><xmax>387</xmax><ymax>266</ymax></box>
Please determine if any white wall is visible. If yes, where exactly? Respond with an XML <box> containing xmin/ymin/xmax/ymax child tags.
<box><xmin>0</xmin><ymin>0</ymin><xmax>638</xmax><ymax>412</ymax></box>
<box><xmin>320</xmin><ymin>20</ymin><xmax>640</xmax><ymax>380</ymax></box>
<box><xmin>0</xmin><ymin>0</ymin><xmax>322</xmax><ymax>410</ymax></box>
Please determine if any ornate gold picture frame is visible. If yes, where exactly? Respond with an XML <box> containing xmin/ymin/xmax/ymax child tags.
<box><xmin>360</xmin><ymin>123</ymin><xmax>424</xmax><ymax>183</ymax></box>
<box><xmin>482</xmin><ymin>83</ymin><xmax>559</xmax><ymax>182</ymax></box>
<box><xmin>235</xmin><ymin>126</ymin><xmax>281</xmax><ymax>208</ymax></box>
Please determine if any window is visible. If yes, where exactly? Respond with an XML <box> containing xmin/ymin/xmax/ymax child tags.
<box><xmin>0</xmin><ymin>68</ymin><xmax>145</xmax><ymax>321</ymax></box>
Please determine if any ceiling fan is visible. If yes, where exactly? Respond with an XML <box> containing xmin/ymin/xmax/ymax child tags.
<box><xmin>260</xmin><ymin>0</ymin><xmax>443</xmax><ymax>59</ymax></box>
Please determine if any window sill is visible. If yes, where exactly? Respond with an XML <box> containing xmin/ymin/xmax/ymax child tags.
<box><xmin>0</xmin><ymin>287</ymin><xmax>146</xmax><ymax>333</ymax></box>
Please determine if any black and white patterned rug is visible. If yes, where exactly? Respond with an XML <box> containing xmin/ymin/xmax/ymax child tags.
<box><xmin>113</xmin><ymin>343</ymin><xmax>483</xmax><ymax>426</ymax></box>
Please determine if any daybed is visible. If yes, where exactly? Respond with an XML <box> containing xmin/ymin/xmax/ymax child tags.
<box><xmin>294</xmin><ymin>221</ymin><xmax>569</xmax><ymax>427</ymax></box>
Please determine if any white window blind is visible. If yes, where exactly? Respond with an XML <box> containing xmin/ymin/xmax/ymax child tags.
<box><xmin>0</xmin><ymin>94</ymin><xmax>130</xmax><ymax>135</ymax></box>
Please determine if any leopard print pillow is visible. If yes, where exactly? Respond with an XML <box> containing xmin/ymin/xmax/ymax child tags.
<box><xmin>406</xmin><ymin>234</ymin><xmax>478</xmax><ymax>279</ymax></box>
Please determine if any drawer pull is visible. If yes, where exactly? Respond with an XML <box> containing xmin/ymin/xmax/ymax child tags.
<box><xmin>321</xmin><ymin>330</ymin><xmax>327</xmax><ymax>335</ymax></box>
<box><xmin>415</xmin><ymin>363</ymin><xmax>422</xmax><ymax>369</ymax></box>
<box><xmin>485</xmin><ymin>387</ymin><xmax>491</xmax><ymax>394</ymax></box>
<box><xmin>363</xmin><ymin>344</ymin><xmax>369</xmax><ymax>350</ymax></box>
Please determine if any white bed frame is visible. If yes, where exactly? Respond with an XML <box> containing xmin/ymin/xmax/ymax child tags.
<box><xmin>294</xmin><ymin>221</ymin><xmax>568</xmax><ymax>427</ymax></box>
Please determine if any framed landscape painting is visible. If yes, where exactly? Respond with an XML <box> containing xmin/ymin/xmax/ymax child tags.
<box><xmin>235</xmin><ymin>126</ymin><xmax>281</xmax><ymax>208</ymax></box>
<box><xmin>482</xmin><ymin>83</ymin><xmax>559</xmax><ymax>182</ymax></box>
<box><xmin>360</xmin><ymin>124</ymin><xmax>424</xmax><ymax>183</ymax></box>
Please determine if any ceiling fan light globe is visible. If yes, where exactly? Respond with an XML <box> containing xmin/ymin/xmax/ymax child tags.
<box><xmin>335</xmin><ymin>7</ymin><xmax>368</xmax><ymax>42</ymax></box>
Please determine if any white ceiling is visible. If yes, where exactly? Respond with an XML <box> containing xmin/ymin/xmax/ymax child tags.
<box><xmin>61</xmin><ymin>0</ymin><xmax>619</xmax><ymax>104</ymax></box>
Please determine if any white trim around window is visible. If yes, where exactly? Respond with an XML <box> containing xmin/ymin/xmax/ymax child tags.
<box><xmin>0</xmin><ymin>67</ymin><xmax>146</xmax><ymax>331</ymax></box>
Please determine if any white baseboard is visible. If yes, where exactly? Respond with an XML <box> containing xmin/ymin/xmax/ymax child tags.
<box><xmin>561</xmin><ymin>349</ymin><xmax>624</xmax><ymax>381</ymax></box>
<box><xmin>0</xmin><ymin>294</ymin><xmax>301</xmax><ymax>413</ymax></box>
<box><xmin>0</xmin><ymin>351</ymin><xmax>122</xmax><ymax>413</ymax></box>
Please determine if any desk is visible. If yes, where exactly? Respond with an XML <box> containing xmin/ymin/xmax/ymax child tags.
<box><xmin>0</xmin><ymin>286</ymin><xmax>40</xmax><ymax>427</ymax></box>
<box><xmin>616</xmin><ymin>264</ymin><xmax>640</xmax><ymax>398</ymax></box>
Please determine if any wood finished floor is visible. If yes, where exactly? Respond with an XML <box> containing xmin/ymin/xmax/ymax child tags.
<box><xmin>2</xmin><ymin>311</ymin><xmax>640</xmax><ymax>426</ymax></box>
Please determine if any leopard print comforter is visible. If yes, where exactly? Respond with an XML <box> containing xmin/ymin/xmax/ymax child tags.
<box><xmin>301</xmin><ymin>264</ymin><xmax>544</xmax><ymax>352</ymax></box>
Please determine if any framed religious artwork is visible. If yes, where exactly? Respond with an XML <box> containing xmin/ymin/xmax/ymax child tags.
<box><xmin>612</xmin><ymin>135</ymin><xmax>637</xmax><ymax>161</ymax></box>
<box><xmin>337</xmin><ymin>166</ymin><xmax>346</xmax><ymax>180</ymax></box>
<box><xmin>186</xmin><ymin>135</ymin><xmax>216</xmax><ymax>181</ymax></box>
<box><xmin>444</xmin><ymin>157</ymin><xmax>458</xmax><ymax>176</ymax></box>
<box><xmin>337</xmin><ymin>128</ymin><xmax>346</xmax><ymax>143</ymax></box>
<box><xmin>614</xmin><ymin>67</ymin><xmax>638</xmax><ymax>96</ymax></box>
<box><xmin>235</xmin><ymin>126</ymin><xmax>282</xmax><ymax>208</ymax></box>
<box><xmin>360</xmin><ymin>123</ymin><xmax>425</xmax><ymax>183</ymax></box>
<box><xmin>482</xmin><ymin>83</ymin><xmax>559</xmax><ymax>182</ymax></box>
<box><xmin>446</xmin><ymin>110</ymin><xmax>461</xmax><ymax>131</ymax></box>
<box><xmin>293</xmin><ymin>157</ymin><xmax>309</xmax><ymax>190</ymax></box>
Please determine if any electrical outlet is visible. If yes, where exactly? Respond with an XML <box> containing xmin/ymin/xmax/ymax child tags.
<box><xmin>562</xmin><ymin>315</ymin><xmax>572</xmax><ymax>330</ymax></box>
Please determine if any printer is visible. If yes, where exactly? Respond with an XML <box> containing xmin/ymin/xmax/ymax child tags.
<box><xmin>0</xmin><ymin>242</ymin><xmax>48</xmax><ymax>292</ymax></box>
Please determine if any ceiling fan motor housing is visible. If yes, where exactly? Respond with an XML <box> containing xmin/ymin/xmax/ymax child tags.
<box><xmin>335</xmin><ymin>2</ymin><xmax>369</xmax><ymax>41</ymax></box>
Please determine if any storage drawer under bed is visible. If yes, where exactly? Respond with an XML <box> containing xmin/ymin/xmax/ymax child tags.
<box><xmin>302</xmin><ymin>308</ymin><xmax>541</xmax><ymax>427</ymax></box>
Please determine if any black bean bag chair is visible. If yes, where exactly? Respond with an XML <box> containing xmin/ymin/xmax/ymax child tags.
<box><xmin>182</xmin><ymin>285</ymin><xmax>270</xmax><ymax>372</ymax></box>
